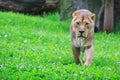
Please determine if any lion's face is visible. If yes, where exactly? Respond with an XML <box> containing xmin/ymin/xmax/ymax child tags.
<box><xmin>71</xmin><ymin>10</ymin><xmax>95</xmax><ymax>39</ymax></box>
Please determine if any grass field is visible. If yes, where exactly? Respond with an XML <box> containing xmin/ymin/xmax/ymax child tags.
<box><xmin>0</xmin><ymin>11</ymin><xmax>120</xmax><ymax>80</ymax></box>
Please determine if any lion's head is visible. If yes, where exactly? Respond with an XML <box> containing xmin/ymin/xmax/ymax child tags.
<box><xmin>71</xmin><ymin>9</ymin><xmax>96</xmax><ymax>39</ymax></box>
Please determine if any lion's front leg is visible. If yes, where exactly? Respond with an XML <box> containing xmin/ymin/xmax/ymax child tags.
<box><xmin>72</xmin><ymin>46</ymin><xmax>82</xmax><ymax>65</ymax></box>
<box><xmin>84</xmin><ymin>46</ymin><xmax>94</xmax><ymax>66</ymax></box>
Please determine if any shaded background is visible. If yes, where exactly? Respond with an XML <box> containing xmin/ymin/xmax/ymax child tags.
<box><xmin>0</xmin><ymin>0</ymin><xmax>120</xmax><ymax>32</ymax></box>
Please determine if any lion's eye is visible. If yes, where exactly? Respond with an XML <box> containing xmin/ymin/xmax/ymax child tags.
<box><xmin>85</xmin><ymin>22</ymin><xmax>89</xmax><ymax>26</ymax></box>
<box><xmin>76</xmin><ymin>22</ymin><xmax>80</xmax><ymax>25</ymax></box>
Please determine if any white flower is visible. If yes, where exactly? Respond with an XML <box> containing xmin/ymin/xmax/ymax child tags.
<box><xmin>107</xmin><ymin>67</ymin><xmax>111</xmax><ymax>71</ymax></box>
<box><xmin>117</xmin><ymin>62</ymin><xmax>120</xmax><ymax>64</ymax></box>
<box><xmin>4</xmin><ymin>34</ymin><xmax>8</xmax><ymax>37</ymax></box>
<box><xmin>80</xmin><ymin>71</ymin><xmax>84</xmax><ymax>74</ymax></box>
<box><xmin>59</xmin><ymin>56</ymin><xmax>62</xmax><ymax>59</ymax></box>
<box><xmin>74</xmin><ymin>73</ymin><xmax>77</xmax><ymax>77</ymax></box>
<box><xmin>23</xmin><ymin>40</ymin><xmax>27</xmax><ymax>43</ymax></box>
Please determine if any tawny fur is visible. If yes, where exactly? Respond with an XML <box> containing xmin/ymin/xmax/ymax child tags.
<box><xmin>70</xmin><ymin>9</ymin><xmax>96</xmax><ymax>66</ymax></box>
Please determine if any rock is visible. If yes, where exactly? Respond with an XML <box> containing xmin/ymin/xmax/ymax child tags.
<box><xmin>0</xmin><ymin>0</ymin><xmax>60</xmax><ymax>15</ymax></box>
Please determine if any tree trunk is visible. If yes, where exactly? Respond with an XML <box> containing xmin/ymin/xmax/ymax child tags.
<box><xmin>103</xmin><ymin>0</ymin><xmax>114</xmax><ymax>33</ymax></box>
<box><xmin>60</xmin><ymin>0</ymin><xmax>102</xmax><ymax>22</ymax></box>
<box><xmin>114</xmin><ymin>0</ymin><xmax>120</xmax><ymax>26</ymax></box>
<box><xmin>60</xmin><ymin>0</ymin><xmax>77</xmax><ymax>20</ymax></box>
<box><xmin>98</xmin><ymin>4</ymin><xmax>104</xmax><ymax>31</ymax></box>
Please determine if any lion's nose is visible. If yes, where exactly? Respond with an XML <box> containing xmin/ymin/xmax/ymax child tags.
<box><xmin>79</xmin><ymin>31</ymin><xmax>84</xmax><ymax>34</ymax></box>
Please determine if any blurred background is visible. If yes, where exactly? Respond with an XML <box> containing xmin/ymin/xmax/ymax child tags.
<box><xmin>0</xmin><ymin>0</ymin><xmax>119</xmax><ymax>32</ymax></box>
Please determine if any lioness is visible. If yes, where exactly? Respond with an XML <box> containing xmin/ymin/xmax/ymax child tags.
<box><xmin>70</xmin><ymin>9</ymin><xmax>95</xmax><ymax>66</ymax></box>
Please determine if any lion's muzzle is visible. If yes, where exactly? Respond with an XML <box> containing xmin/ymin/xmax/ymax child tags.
<box><xmin>77</xmin><ymin>30</ymin><xmax>86</xmax><ymax>38</ymax></box>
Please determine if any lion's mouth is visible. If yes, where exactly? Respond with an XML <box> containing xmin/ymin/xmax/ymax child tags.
<box><xmin>77</xmin><ymin>35</ymin><xmax>86</xmax><ymax>38</ymax></box>
<box><xmin>78</xmin><ymin>35</ymin><xmax>86</xmax><ymax>38</ymax></box>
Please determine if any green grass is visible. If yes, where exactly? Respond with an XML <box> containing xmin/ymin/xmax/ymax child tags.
<box><xmin>0</xmin><ymin>11</ymin><xmax>120</xmax><ymax>80</ymax></box>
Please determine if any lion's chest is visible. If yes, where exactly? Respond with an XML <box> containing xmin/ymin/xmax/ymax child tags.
<box><xmin>73</xmin><ymin>38</ymin><xmax>86</xmax><ymax>48</ymax></box>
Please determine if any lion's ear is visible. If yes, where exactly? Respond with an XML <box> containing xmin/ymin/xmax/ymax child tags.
<box><xmin>72</xmin><ymin>11</ymin><xmax>79</xmax><ymax>18</ymax></box>
<box><xmin>91</xmin><ymin>13</ymin><xmax>96</xmax><ymax>22</ymax></box>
